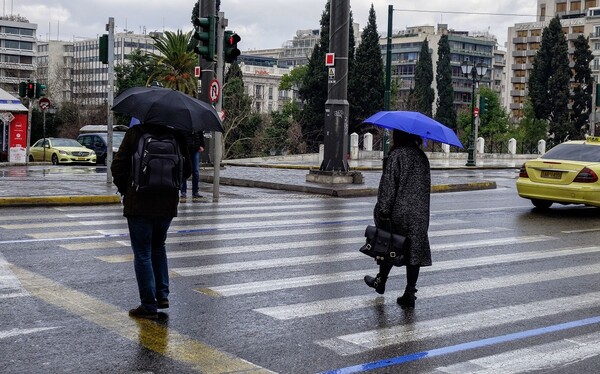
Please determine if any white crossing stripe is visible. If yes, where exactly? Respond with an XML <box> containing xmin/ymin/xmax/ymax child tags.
<box><xmin>315</xmin><ymin>290</ymin><xmax>600</xmax><ymax>356</ymax></box>
<box><xmin>199</xmin><ymin>245</ymin><xmax>598</xmax><ymax>297</ymax></box>
<box><xmin>433</xmin><ymin>330</ymin><xmax>600</xmax><ymax>373</ymax></box>
<box><xmin>0</xmin><ymin>209</ymin><xmax>363</xmax><ymax>229</ymax></box>
<box><xmin>255</xmin><ymin>260</ymin><xmax>594</xmax><ymax>320</ymax></box>
<box><xmin>0</xmin><ymin>327</ymin><xmax>61</xmax><ymax>340</ymax></box>
<box><xmin>100</xmin><ymin>232</ymin><xmax>547</xmax><ymax>264</ymax></box>
<box><xmin>171</xmin><ymin>228</ymin><xmax>511</xmax><ymax>276</ymax></box>
<box><xmin>0</xmin><ymin>255</ymin><xmax>28</xmax><ymax>299</ymax></box>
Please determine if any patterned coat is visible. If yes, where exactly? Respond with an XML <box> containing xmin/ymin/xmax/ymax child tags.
<box><xmin>373</xmin><ymin>144</ymin><xmax>432</xmax><ymax>266</ymax></box>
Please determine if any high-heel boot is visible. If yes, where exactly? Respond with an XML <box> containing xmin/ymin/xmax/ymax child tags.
<box><xmin>397</xmin><ymin>286</ymin><xmax>417</xmax><ymax>309</ymax></box>
<box><xmin>364</xmin><ymin>274</ymin><xmax>387</xmax><ymax>295</ymax></box>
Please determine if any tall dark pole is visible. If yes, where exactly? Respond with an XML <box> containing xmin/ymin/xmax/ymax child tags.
<box><xmin>383</xmin><ymin>4</ymin><xmax>393</xmax><ymax>155</ymax></box>
<box><xmin>466</xmin><ymin>72</ymin><xmax>476</xmax><ymax>166</ymax></box>
<box><xmin>320</xmin><ymin>0</ymin><xmax>349</xmax><ymax>172</ymax></box>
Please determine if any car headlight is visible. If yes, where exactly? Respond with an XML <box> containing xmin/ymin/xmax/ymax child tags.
<box><xmin>113</xmin><ymin>147</ymin><xmax>119</xmax><ymax>152</ymax></box>
<box><xmin>90</xmin><ymin>150</ymin><xmax>95</xmax><ymax>155</ymax></box>
<box><xmin>59</xmin><ymin>150</ymin><xmax>68</xmax><ymax>155</ymax></box>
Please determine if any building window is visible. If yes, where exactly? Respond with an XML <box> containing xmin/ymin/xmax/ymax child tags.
<box><xmin>556</xmin><ymin>3</ymin><xmax>567</xmax><ymax>12</ymax></box>
<box><xmin>255</xmin><ymin>85</ymin><xmax>263</xmax><ymax>97</ymax></box>
<box><xmin>586</xmin><ymin>0</ymin><xmax>597</xmax><ymax>9</ymax></box>
<box><xmin>268</xmin><ymin>87</ymin><xmax>273</xmax><ymax>100</ymax></box>
<box><xmin>571</xmin><ymin>1</ymin><xmax>581</xmax><ymax>11</ymax></box>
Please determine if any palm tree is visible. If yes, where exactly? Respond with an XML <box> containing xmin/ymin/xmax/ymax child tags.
<box><xmin>148</xmin><ymin>30</ymin><xmax>197</xmax><ymax>95</ymax></box>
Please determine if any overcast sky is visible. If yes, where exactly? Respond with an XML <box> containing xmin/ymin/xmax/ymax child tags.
<box><xmin>11</xmin><ymin>1</ymin><xmax>538</xmax><ymax>51</ymax></box>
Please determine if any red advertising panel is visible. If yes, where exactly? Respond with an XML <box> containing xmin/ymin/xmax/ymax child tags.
<box><xmin>9</xmin><ymin>113</ymin><xmax>27</xmax><ymax>148</ymax></box>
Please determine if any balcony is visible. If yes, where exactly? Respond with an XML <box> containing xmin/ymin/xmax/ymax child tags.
<box><xmin>509</xmin><ymin>103</ymin><xmax>523</xmax><ymax>110</ymax></box>
<box><xmin>512</xmin><ymin>37</ymin><xmax>527</xmax><ymax>43</ymax></box>
<box><xmin>510</xmin><ymin>90</ymin><xmax>526</xmax><ymax>96</ymax></box>
<box><xmin>512</xmin><ymin>50</ymin><xmax>527</xmax><ymax>57</ymax></box>
<box><xmin>511</xmin><ymin>76</ymin><xmax>527</xmax><ymax>83</ymax></box>
<box><xmin>511</xmin><ymin>63</ymin><xmax>527</xmax><ymax>70</ymax></box>
<box><xmin>527</xmin><ymin>36</ymin><xmax>541</xmax><ymax>43</ymax></box>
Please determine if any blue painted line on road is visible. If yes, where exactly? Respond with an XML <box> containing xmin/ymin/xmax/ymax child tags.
<box><xmin>318</xmin><ymin>315</ymin><xmax>600</xmax><ymax>374</ymax></box>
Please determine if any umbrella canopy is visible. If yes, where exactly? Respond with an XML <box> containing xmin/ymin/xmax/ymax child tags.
<box><xmin>112</xmin><ymin>86</ymin><xmax>223</xmax><ymax>133</ymax></box>
<box><xmin>363</xmin><ymin>111</ymin><xmax>463</xmax><ymax>148</ymax></box>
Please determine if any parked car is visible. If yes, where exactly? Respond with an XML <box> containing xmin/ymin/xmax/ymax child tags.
<box><xmin>516</xmin><ymin>136</ymin><xmax>600</xmax><ymax>209</ymax></box>
<box><xmin>29</xmin><ymin>138</ymin><xmax>96</xmax><ymax>165</ymax></box>
<box><xmin>77</xmin><ymin>132</ymin><xmax>125</xmax><ymax>165</ymax></box>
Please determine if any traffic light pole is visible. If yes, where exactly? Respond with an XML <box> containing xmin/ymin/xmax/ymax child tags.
<box><xmin>212</xmin><ymin>12</ymin><xmax>226</xmax><ymax>202</ymax></box>
<box><xmin>106</xmin><ymin>17</ymin><xmax>115</xmax><ymax>183</ymax></box>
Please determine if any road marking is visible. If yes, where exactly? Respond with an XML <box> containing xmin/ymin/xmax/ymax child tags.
<box><xmin>255</xmin><ymin>260</ymin><xmax>594</xmax><ymax>320</ymax></box>
<box><xmin>0</xmin><ymin>254</ymin><xmax>29</xmax><ymax>298</ymax></box>
<box><xmin>316</xmin><ymin>290</ymin><xmax>600</xmax><ymax>355</ymax></box>
<box><xmin>199</xmin><ymin>245</ymin><xmax>598</xmax><ymax>297</ymax></box>
<box><xmin>433</xmin><ymin>330</ymin><xmax>600</xmax><ymax>373</ymax></box>
<box><xmin>0</xmin><ymin>327</ymin><xmax>61</xmax><ymax>339</ymax></box>
<box><xmin>172</xmin><ymin>228</ymin><xmax>506</xmax><ymax>276</ymax></box>
<box><xmin>318</xmin><ymin>316</ymin><xmax>600</xmax><ymax>373</ymax></box>
<box><xmin>9</xmin><ymin>264</ymin><xmax>274</xmax><ymax>374</ymax></box>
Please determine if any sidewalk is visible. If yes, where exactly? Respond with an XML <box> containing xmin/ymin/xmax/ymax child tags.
<box><xmin>0</xmin><ymin>154</ymin><xmax>525</xmax><ymax>206</ymax></box>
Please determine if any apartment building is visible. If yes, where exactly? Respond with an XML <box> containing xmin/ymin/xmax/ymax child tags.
<box><xmin>37</xmin><ymin>41</ymin><xmax>74</xmax><ymax>103</ymax></box>
<box><xmin>505</xmin><ymin>0</ymin><xmax>600</xmax><ymax>120</ymax></box>
<box><xmin>0</xmin><ymin>15</ymin><xmax>36</xmax><ymax>96</ymax></box>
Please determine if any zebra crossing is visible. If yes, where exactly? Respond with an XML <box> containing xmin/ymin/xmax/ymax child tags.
<box><xmin>3</xmin><ymin>197</ymin><xmax>600</xmax><ymax>373</ymax></box>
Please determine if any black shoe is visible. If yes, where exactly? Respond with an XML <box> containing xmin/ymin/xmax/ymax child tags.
<box><xmin>157</xmin><ymin>299</ymin><xmax>169</xmax><ymax>309</ymax></box>
<box><xmin>397</xmin><ymin>287</ymin><xmax>417</xmax><ymax>309</ymax></box>
<box><xmin>364</xmin><ymin>275</ymin><xmax>386</xmax><ymax>295</ymax></box>
<box><xmin>192</xmin><ymin>193</ymin><xmax>202</xmax><ymax>198</ymax></box>
<box><xmin>128</xmin><ymin>306</ymin><xmax>158</xmax><ymax>319</ymax></box>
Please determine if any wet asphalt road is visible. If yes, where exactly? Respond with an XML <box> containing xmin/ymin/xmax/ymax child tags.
<box><xmin>2</xmin><ymin>169</ymin><xmax>600</xmax><ymax>373</ymax></box>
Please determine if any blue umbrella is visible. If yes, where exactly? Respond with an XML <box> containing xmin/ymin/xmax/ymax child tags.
<box><xmin>129</xmin><ymin>117</ymin><xmax>140</xmax><ymax>127</ymax></box>
<box><xmin>363</xmin><ymin>111</ymin><xmax>464</xmax><ymax>148</ymax></box>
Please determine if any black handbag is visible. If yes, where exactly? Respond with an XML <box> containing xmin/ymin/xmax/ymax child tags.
<box><xmin>359</xmin><ymin>224</ymin><xmax>406</xmax><ymax>266</ymax></box>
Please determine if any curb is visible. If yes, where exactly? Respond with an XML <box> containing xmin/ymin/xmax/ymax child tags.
<box><xmin>200</xmin><ymin>176</ymin><xmax>497</xmax><ymax>198</ymax></box>
<box><xmin>0</xmin><ymin>195</ymin><xmax>120</xmax><ymax>207</ymax></box>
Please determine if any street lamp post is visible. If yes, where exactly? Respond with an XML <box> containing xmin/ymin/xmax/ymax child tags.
<box><xmin>461</xmin><ymin>60</ymin><xmax>487</xmax><ymax>167</ymax></box>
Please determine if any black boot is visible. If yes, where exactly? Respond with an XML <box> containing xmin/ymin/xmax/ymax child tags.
<box><xmin>397</xmin><ymin>286</ymin><xmax>417</xmax><ymax>309</ymax></box>
<box><xmin>364</xmin><ymin>274</ymin><xmax>387</xmax><ymax>295</ymax></box>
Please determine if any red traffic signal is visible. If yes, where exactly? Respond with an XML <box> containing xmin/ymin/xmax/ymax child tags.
<box><xmin>26</xmin><ymin>82</ymin><xmax>35</xmax><ymax>98</ymax></box>
<box><xmin>223</xmin><ymin>31</ymin><xmax>241</xmax><ymax>63</ymax></box>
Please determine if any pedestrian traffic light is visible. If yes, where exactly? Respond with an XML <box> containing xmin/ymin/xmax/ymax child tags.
<box><xmin>192</xmin><ymin>16</ymin><xmax>216</xmax><ymax>61</ymax></box>
<box><xmin>35</xmin><ymin>83</ymin><xmax>46</xmax><ymax>98</ymax></box>
<box><xmin>99</xmin><ymin>34</ymin><xmax>108</xmax><ymax>64</ymax></box>
<box><xmin>223</xmin><ymin>31</ymin><xmax>241</xmax><ymax>63</ymax></box>
<box><xmin>479</xmin><ymin>96</ymin><xmax>489</xmax><ymax>115</ymax></box>
<box><xmin>18</xmin><ymin>82</ymin><xmax>26</xmax><ymax>98</ymax></box>
<box><xmin>26</xmin><ymin>82</ymin><xmax>35</xmax><ymax>98</ymax></box>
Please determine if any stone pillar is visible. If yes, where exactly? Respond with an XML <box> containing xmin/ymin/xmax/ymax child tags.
<box><xmin>319</xmin><ymin>144</ymin><xmax>325</xmax><ymax>165</ymax></box>
<box><xmin>350</xmin><ymin>133</ymin><xmax>359</xmax><ymax>160</ymax></box>
<box><xmin>476</xmin><ymin>137</ymin><xmax>485</xmax><ymax>154</ymax></box>
<box><xmin>441</xmin><ymin>143</ymin><xmax>450</xmax><ymax>153</ymax></box>
<box><xmin>508</xmin><ymin>138</ymin><xmax>517</xmax><ymax>155</ymax></box>
<box><xmin>363</xmin><ymin>132</ymin><xmax>373</xmax><ymax>151</ymax></box>
<box><xmin>537</xmin><ymin>139</ymin><xmax>546</xmax><ymax>155</ymax></box>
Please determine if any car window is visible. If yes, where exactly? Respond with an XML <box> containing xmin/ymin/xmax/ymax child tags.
<box><xmin>541</xmin><ymin>143</ymin><xmax>600</xmax><ymax>162</ymax></box>
<box><xmin>32</xmin><ymin>139</ymin><xmax>43</xmax><ymax>147</ymax></box>
<box><xmin>52</xmin><ymin>139</ymin><xmax>84</xmax><ymax>147</ymax></box>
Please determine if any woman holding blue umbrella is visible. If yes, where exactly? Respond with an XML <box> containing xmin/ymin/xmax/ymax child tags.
<box><xmin>364</xmin><ymin>129</ymin><xmax>432</xmax><ymax>309</ymax></box>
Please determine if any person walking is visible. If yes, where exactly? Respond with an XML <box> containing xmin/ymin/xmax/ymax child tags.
<box><xmin>111</xmin><ymin>123</ymin><xmax>191</xmax><ymax>319</ymax></box>
<box><xmin>364</xmin><ymin>129</ymin><xmax>432</xmax><ymax>309</ymax></box>
<box><xmin>180</xmin><ymin>131</ymin><xmax>204</xmax><ymax>199</ymax></box>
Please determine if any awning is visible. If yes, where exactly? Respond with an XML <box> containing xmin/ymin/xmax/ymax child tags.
<box><xmin>0</xmin><ymin>88</ymin><xmax>27</xmax><ymax>112</ymax></box>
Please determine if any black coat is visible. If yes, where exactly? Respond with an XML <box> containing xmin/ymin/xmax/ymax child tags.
<box><xmin>111</xmin><ymin>124</ymin><xmax>192</xmax><ymax>218</ymax></box>
<box><xmin>374</xmin><ymin>144</ymin><xmax>432</xmax><ymax>266</ymax></box>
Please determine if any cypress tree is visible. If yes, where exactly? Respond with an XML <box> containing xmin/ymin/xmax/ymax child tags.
<box><xmin>434</xmin><ymin>34</ymin><xmax>457</xmax><ymax>130</ymax></box>
<box><xmin>571</xmin><ymin>35</ymin><xmax>593</xmax><ymax>139</ymax></box>
<box><xmin>413</xmin><ymin>38</ymin><xmax>435</xmax><ymax>117</ymax></box>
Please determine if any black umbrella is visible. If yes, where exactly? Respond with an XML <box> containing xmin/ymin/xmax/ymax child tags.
<box><xmin>112</xmin><ymin>86</ymin><xmax>224</xmax><ymax>133</ymax></box>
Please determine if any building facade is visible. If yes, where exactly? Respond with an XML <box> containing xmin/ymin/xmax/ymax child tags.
<box><xmin>0</xmin><ymin>15</ymin><xmax>36</xmax><ymax>96</ymax></box>
<box><xmin>36</xmin><ymin>40</ymin><xmax>74</xmax><ymax>103</ymax></box>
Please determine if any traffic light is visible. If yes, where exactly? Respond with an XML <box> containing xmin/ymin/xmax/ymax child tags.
<box><xmin>192</xmin><ymin>16</ymin><xmax>216</xmax><ymax>61</ymax></box>
<box><xmin>99</xmin><ymin>34</ymin><xmax>108</xmax><ymax>64</ymax></box>
<box><xmin>596</xmin><ymin>84</ymin><xmax>600</xmax><ymax>106</ymax></box>
<box><xmin>26</xmin><ymin>82</ymin><xmax>35</xmax><ymax>98</ymax></box>
<box><xmin>223</xmin><ymin>31</ymin><xmax>241</xmax><ymax>63</ymax></box>
<box><xmin>35</xmin><ymin>83</ymin><xmax>46</xmax><ymax>98</ymax></box>
<box><xmin>18</xmin><ymin>82</ymin><xmax>26</xmax><ymax>98</ymax></box>
<box><xmin>479</xmin><ymin>96</ymin><xmax>489</xmax><ymax>115</ymax></box>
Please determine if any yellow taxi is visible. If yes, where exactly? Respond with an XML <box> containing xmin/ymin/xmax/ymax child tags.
<box><xmin>29</xmin><ymin>138</ymin><xmax>96</xmax><ymax>165</ymax></box>
<box><xmin>516</xmin><ymin>136</ymin><xmax>600</xmax><ymax>209</ymax></box>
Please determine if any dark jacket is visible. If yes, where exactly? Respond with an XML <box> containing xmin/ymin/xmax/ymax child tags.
<box><xmin>111</xmin><ymin>124</ymin><xmax>192</xmax><ymax>218</ymax></box>
<box><xmin>374</xmin><ymin>143</ymin><xmax>432</xmax><ymax>266</ymax></box>
<box><xmin>183</xmin><ymin>131</ymin><xmax>205</xmax><ymax>154</ymax></box>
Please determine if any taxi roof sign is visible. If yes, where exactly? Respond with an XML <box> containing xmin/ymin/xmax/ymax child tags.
<box><xmin>585</xmin><ymin>135</ymin><xmax>600</xmax><ymax>143</ymax></box>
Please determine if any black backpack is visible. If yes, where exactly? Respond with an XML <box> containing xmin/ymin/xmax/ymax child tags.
<box><xmin>132</xmin><ymin>131</ymin><xmax>183</xmax><ymax>193</ymax></box>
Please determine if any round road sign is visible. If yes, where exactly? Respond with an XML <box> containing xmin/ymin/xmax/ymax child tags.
<box><xmin>39</xmin><ymin>97</ymin><xmax>51</xmax><ymax>110</ymax></box>
<box><xmin>209</xmin><ymin>79</ymin><xmax>220</xmax><ymax>103</ymax></box>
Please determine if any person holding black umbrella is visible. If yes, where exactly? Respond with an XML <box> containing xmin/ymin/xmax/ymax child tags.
<box><xmin>363</xmin><ymin>129</ymin><xmax>432</xmax><ymax>309</ymax></box>
<box><xmin>180</xmin><ymin>131</ymin><xmax>204</xmax><ymax>199</ymax></box>
<box><xmin>111</xmin><ymin>123</ymin><xmax>192</xmax><ymax>319</ymax></box>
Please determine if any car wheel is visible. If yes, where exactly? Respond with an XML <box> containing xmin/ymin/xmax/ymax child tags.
<box><xmin>532</xmin><ymin>199</ymin><xmax>552</xmax><ymax>209</ymax></box>
<box><xmin>51</xmin><ymin>153</ymin><xmax>59</xmax><ymax>165</ymax></box>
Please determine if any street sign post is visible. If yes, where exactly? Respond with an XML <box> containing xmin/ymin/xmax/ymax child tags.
<box><xmin>209</xmin><ymin>79</ymin><xmax>220</xmax><ymax>103</ymax></box>
<box><xmin>39</xmin><ymin>97</ymin><xmax>51</xmax><ymax>110</ymax></box>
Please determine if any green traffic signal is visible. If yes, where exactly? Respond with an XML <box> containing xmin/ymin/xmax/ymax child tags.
<box><xmin>192</xmin><ymin>16</ymin><xmax>216</xmax><ymax>61</ymax></box>
<box><xmin>479</xmin><ymin>96</ymin><xmax>489</xmax><ymax>115</ymax></box>
<box><xmin>223</xmin><ymin>31</ymin><xmax>241</xmax><ymax>63</ymax></box>
<box><xmin>35</xmin><ymin>83</ymin><xmax>46</xmax><ymax>98</ymax></box>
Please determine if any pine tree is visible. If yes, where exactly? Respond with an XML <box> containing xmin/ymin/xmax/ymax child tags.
<box><xmin>413</xmin><ymin>38</ymin><xmax>435</xmax><ymax>117</ymax></box>
<box><xmin>434</xmin><ymin>34</ymin><xmax>457</xmax><ymax>130</ymax></box>
<box><xmin>571</xmin><ymin>35</ymin><xmax>593</xmax><ymax>139</ymax></box>
<box><xmin>348</xmin><ymin>4</ymin><xmax>384</xmax><ymax>134</ymax></box>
